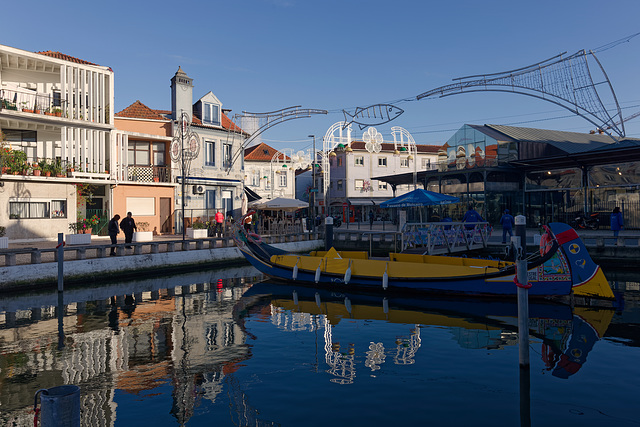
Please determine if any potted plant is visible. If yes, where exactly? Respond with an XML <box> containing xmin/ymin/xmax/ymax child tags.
<box><xmin>66</xmin><ymin>214</ymin><xmax>99</xmax><ymax>245</ymax></box>
<box><xmin>52</xmin><ymin>159</ymin><xmax>64</xmax><ymax>177</ymax></box>
<box><xmin>32</xmin><ymin>162</ymin><xmax>41</xmax><ymax>176</ymax></box>
<box><xmin>0</xmin><ymin>135</ymin><xmax>11</xmax><ymax>174</ymax></box>
<box><xmin>187</xmin><ymin>220</ymin><xmax>208</xmax><ymax>239</ymax></box>
<box><xmin>0</xmin><ymin>225</ymin><xmax>7</xmax><ymax>249</ymax></box>
<box><xmin>133</xmin><ymin>221</ymin><xmax>153</xmax><ymax>242</ymax></box>
<box><xmin>8</xmin><ymin>150</ymin><xmax>27</xmax><ymax>175</ymax></box>
<box><xmin>38</xmin><ymin>159</ymin><xmax>52</xmax><ymax>177</ymax></box>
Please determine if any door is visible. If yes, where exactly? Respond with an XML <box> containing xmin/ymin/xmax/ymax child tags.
<box><xmin>160</xmin><ymin>197</ymin><xmax>172</xmax><ymax>233</ymax></box>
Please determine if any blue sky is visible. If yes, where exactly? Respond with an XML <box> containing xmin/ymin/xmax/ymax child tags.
<box><xmin>4</xmin><ymin>0</ymin><xmax>640</xmax><ymax>151</ymax></box>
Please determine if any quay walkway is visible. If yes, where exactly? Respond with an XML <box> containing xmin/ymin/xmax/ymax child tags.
<box><xmin>0</xmin><ymin>232</ymin><xmax>323</xmax><ymax>291</ymax></box>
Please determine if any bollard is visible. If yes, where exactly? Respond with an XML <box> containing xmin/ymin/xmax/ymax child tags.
<box><xmin>514</xmin><ymin>215</ymin><xmax>529</xmax><ymax>368</ymax></box>
<box><xmin>35</xmin><ymin>385</ymin><xmax>81</xmax><ymax>427</ymax></box>
<box><xmin>325</xmin><ymin>216</ymin><xmax>334</xmax><ymax>250</ymax></box>
<box><xmin>57</xmin><ymin>233</ymin><xmax>64</xmax><ymax>292</ymax></box>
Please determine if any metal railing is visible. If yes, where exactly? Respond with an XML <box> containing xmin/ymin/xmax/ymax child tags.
<box><xmin>400</xmin><ymin>221</ymin><xmax>491</xmax><ymax>254</ymax></box>
<box><xmin>126</xmin><ymin>165</ymin><xmax>171</xmax><ymax>183</ymax></box>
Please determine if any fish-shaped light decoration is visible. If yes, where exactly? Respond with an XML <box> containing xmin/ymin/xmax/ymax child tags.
<box><xmin>342</xmin><ymin>104</ymin><xmax>404</xmax><ymax>130</ymax></box>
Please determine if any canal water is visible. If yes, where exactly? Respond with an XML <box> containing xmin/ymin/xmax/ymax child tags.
<box><xmin>1</xmin><ymin>265</ymin><xmax>639</xmax><ymax>426</ymax></box>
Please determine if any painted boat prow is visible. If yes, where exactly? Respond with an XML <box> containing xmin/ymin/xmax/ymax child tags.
<box><xmin>548</xmin><ymin>223</ymin><xmax>614</xmax><ymax>299</ymax></box>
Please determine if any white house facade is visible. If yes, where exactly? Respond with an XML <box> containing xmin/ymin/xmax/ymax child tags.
<box><xmin>319</xmin><ymin>127</ymin><xmax>440</xmax><ymax>222</ymax></box>
<box><xmin>243</xmin><ymin>142</ymin><xmax>296</xmax><ymax>201</ymax></box>
<box><xmin>0</xmin><ymin>43</ymin><xmax>114</xmax><ymax>240</ymax></box>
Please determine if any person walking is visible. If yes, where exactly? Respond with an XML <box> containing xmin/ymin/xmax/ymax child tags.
<box><xmin>215</xmin><ymin>209</ymin><xmax>224</xmax><ymax>237</ymax></box>
<box><xmin>462</xmin><ymin>205</ymin><xmax>483</xmax><ymax>229</ymax></box>
<box><xmin>120</xmin><ymin>212</ymin><xmax>137</xmax><ymax>248</ymax></box>
<box><xmin>499</xmin><ymin>209</ymin><xmax>515</xmax><ymax>244</ymax></box>
<box><xmin>108</xmin><ymin>214</ymin><xmax>121</xmax><ymax>256</ymax></box>
<box><xmin>610</xmin><ymin>206</ymin><xmax>623</xmax><ymax>238</ymax></box>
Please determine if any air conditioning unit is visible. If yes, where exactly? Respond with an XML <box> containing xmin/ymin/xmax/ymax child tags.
<box><xmin>192</xmin><ymin>185</ymin><xmax>205</xmax><ymax>194</ymax></box>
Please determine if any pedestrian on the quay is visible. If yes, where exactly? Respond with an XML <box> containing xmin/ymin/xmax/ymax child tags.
<box><xmin>120</xmin><ymin>212</ymin><xmax>137</xmax><ymax>248</ymax></box>
<box><xmin>610</xmin><ymin>206</ymin><xmax>623</xmax><ymax>237</ymax></box>
<box><xmin>499</xmin><ymin>209</ymin><xmax>515</xmax><ymax>244</ymax></box>
<box><xmin>108</xmin><ymin>214</ymin><xmax>121</xmax><ymax>256</ymax></box>
<box><xmin>215</xmin><ymin>209</ymin><xmax>224</xmax><ymax>237</ymax></box>
<box><xmin>462</xmin><ymin>205</ymin><xmax>483</xmax><ymax>229</ymax></box>
<box><xmin>369</xmin><ymin>210</ymin><xmax>374</xmax><ymax>229</ymax></box>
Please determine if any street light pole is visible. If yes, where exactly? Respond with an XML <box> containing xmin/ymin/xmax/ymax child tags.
<box><xmin>308</xmin><ymin>135</ymin><xmax>316</xmax><ymax>230</ymax></box>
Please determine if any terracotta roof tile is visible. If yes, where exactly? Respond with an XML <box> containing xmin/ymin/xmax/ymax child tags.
<box><xmin>190</xmin><ymin>112</ymin><xmax>245</xmax><ymax>134</ymax></box>
<box><xmin>244</xmin><ymin>142</ymin><xmax>290</xmax><ymax>162</ymax></box>
<box><xmin>36</xmin><ymin>51</ymin><xmax>99</xmax><ymax>66</ymax></box>
<box><xmin>115</xmin><ymin>101</ymin><xmax>169</xmax><ymax>121</ymax></box>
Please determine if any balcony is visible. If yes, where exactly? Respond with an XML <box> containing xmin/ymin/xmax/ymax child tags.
<box><xmin>126</xmin><ymin>166</ymin><xmax>171</xmax><ymax>183</ymax></box>
<box><xmin>0</xmin><ymin>88</ymin><xmax>109</xmax><ymax>124</ymax></box>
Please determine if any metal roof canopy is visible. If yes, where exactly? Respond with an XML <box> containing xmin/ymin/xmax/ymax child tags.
<box><xmin>376</xmin><ymin>125</ymin><xmax>640</xmax><ymax>187</ymax></box>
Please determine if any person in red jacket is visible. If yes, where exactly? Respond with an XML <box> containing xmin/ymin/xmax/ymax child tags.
<box><xmin>215</xmin><ymin>209</ymin><xmax>224</xmax><ymax>237</ymax></box>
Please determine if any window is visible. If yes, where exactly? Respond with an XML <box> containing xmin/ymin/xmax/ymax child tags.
<box><xmin>205</xmin><ymin>140</ymin><xmax>216</xmax><ymax>166</ymax></box>
<box><xmin>400</xmin><ymin>158</ymin><xmax>409</xmax><ymax>167</ymax></box>
<box><xmin>128</xmin><ymin>141</ymin><xmax>151</xmax><ymax>165</ymax></box>
<box><xmin>337</xmin><ymin>180</ymin><xmax>343</xmax><ymax>191</ymax></box>
<box><xmin>378</xmin><ymin>181</ymin><xmax>388</xmax><ymax>190</ymax></box>
<box><xmin>355</xmin><ymin>156</ymin><xmax>364</xmax><ymax>166</ymax></box>
<box><xmin>422</xmin><ymin>158</ymin><xmax>431</xmax><ymax>169</ymax></box>
<box><xmin>205</xmin><ymin>190</ymin><xmax>216</xmax><ymax>209</ymax></box>
<box><xmin>279</xmin><ymin>172</ymin><xmax>287</xmax><ymax>187</ymax></box>
<box><xmin>223</xmin><ymin>143</ymin><xmax>232</xmax><ymax>168</ymax></box>
<box><xmin>152</xmin><ymin>142</ymin><xmax>166</xmax><ymax>166</ymax></box>
<box><xmin>378</xmin><ymin>157</ymin><xmax>387</xmax><ymax>167</ymax></box>
<box><xmin>337</xmin><ymin>157</ymin><xmax>343</xmax><ymax>167</ymax></box>
<box><xmin>53</xmin><ymin>91</ymin><xmax>61</xmax><ymax>107</ymax></box>
<box><xmin>251</xmin><ymin>171</ymin><xmax>260</xmax><ymax>187</ymax></box>
<box><xmin>203</xmin><ymin>102</ymin><xmax>220</xmax><ymax>126</ymax></box>
<box><xmin>9</xmin><ymin>200</ymin><xmax>56</xmax><ymax>219</ymax></box>
<box><xmin>51</xmin><ymin>200</ymin><xmax>67</xmax><ymax>218</ymax></box>
<box><xmin>355</xmin><ymin>179</ymin><xmax>364</xmax><ymax>190</ymax></box>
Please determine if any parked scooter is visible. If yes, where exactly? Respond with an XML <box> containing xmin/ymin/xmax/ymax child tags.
<box><xmin>570</xmin><ymin>213</ymin><xmax>600</xmax><ymax>230</ymax></box>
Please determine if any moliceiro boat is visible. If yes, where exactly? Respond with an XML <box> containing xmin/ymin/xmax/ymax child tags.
<box><xmin>234</xmin><ymin>220</ymin><xmax>614</xmax><ymax>299</ymax></box>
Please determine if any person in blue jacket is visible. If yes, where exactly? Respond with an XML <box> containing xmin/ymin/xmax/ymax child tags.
<box><xmin>610</xmin><ymin>206</ymin><xmax>623</xmax><ymax>237</ymax></box>
<box><xmin>499</xmin><ymin>209</ymin><xmax>515</xmax><ymax>244</ymax></box>
<box><xmin>462</xmin><ymin>205</ymin><xmax>483</xmax><ymax>229</ymax></box>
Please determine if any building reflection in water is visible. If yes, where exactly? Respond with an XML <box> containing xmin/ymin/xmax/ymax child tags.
<box><xmin>0</xmin><ymin>266</ymin><xmax>261</xmax><ymax>426</ymax></box>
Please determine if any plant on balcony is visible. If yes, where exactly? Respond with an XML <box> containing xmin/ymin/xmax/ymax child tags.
<box><xmin>0</xmin><ymin>226</ymin><xmax>5</xmax><ymax>237</ymax></box>
<box><xmin>37</xmin><ymin>159</ymin><xmax>51</xmax><ymax>176</ymax></box>
<box><xmin>137</xmin><ymin>221</ymin><xmax>150</xmax><ymax>232</ymax></box>
<box><xmin>0</xmin><ymin>135</ymin><xmax>11</xmax><ymax>173</ymax></box>
<box><xmin>69</xmin><ymin>214</ymin><xmax>100</xmax><ymax>234</ymax></box>
<box><xmin>52</xmin><ymin>159</ymin><xmax>64</xmax><ymax>177</ymax></box>
<box><xmin>6</xmin><ymin>150</ymin><xmax>27</xmax><ymax>174</ymax></box>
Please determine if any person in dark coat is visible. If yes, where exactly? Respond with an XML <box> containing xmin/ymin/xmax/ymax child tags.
<box><xmin>499</xmin><ymin>209</ymin><xmax>515</xmax><ymax>244</ymax></box>
<box><xmin>610</xmin><ymin>206</ymin><xmax>623</xmax><ymax>237</ymax></box>
<box><xmin>120</xmin><ymin>212</ymin><xmax>137</xmax><ymax>248</ymax></box>
<box><xmin>108</xmin><ymin>214</ymin><xmax>121</xmax><ymax>256</ymax></box>
<box><xmin>369</xmin><ymin>211</ymin><xmax>374</xmax><ymax>229</ymax></box>
<box><xmin>462</xmin><ymin>205</ymin><xmax>483</xmax><ymax>230</ymax></box>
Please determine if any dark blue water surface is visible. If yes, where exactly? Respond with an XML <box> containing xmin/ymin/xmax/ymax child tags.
<box><xmin>1</xmin><ymin>265</ymin><xmax>639</xmax><ymax>426</ymax></box>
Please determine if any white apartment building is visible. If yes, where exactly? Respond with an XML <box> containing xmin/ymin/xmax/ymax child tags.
<box><xmin>244</xmin><ymin>142</ymin><xmax>296</xmax><ymax>201</ymax></box>
<box><xmin>320</xmin><ymin>127</ymin><xmax>440</xmax><ymax>222</ymax></box>
<box><xmin>0</xmin><ymin>44</ymin><xmax>114</xmax><ymax>240</ymax></box>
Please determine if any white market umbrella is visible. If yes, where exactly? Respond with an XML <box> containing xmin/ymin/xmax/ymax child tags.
<box><xmin>254</xmin><ymin>197</ymin><xmax>308</xmax><ymax>212</ymax></box>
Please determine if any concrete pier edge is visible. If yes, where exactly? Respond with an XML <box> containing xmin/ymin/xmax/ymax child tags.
<box><xmin>0</xmin><ymin>240</ymin><xmax>323</xmax><ymax>293</ymax></box>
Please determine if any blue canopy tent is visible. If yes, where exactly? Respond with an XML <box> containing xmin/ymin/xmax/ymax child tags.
<box><xmin>381</xmin><ymin>189</ymin><xmax>460</xmax><ymax>223</ymax></box>
<box><xmin>381</xmin><ymin>189</ymin><xmax>459</xmax><ymax>208</ymax></box>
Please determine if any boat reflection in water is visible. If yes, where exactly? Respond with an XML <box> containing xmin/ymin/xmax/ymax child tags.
<box><xmin>244</xmin><ymin>281</ymin><xmax>615</xmax><ymax>383</ymax></box>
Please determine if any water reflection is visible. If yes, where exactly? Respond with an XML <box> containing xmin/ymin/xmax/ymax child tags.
<box><xmin>0</xmin><ymin>268</ymin><xmax>638</xmax><ymax>426</ymax></box>
<box><xmin>249</xmin><ymin>283</ymin><xmax>616</xmax><ymax>383</ymax></box>
<box><xmin>0</xmin><ymin>266</ymin><xmax>261</xmax><ymax>426</ymax></box>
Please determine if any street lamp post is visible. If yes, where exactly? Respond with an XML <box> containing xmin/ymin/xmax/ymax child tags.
<box><xmin>308</xmin><ymin>135</ymin><xmax>316</xmax><ymax>230</ymax></box>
